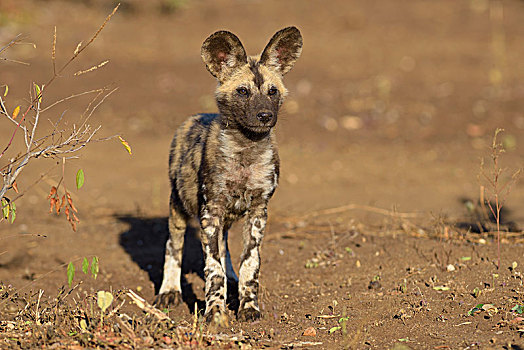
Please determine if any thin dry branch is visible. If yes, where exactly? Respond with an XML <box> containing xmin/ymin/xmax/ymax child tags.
<box><xmin>0</xmin><ymin>34</ymin><xmax>30</xmax><ymax>65</ymax></box>
<box><xmin>126</xmin><ymin>290</ymin><xmax>170</xmax><ymax>321</ymax></box>
<box><xmin>282</xmin><ymin>203</ymin><xmax>420</xmax><ymax>223</ymax></box>
<box><xmin>80</xmin><ymin>87</ymin><xmax>118</xmax><ymax>128</ymax></box>
<box><xmin>0</xmin><ymin>57</ymin><xmax>30</xmax><ymax>65</ymax></box>
<box><xmin>0</xmin><ymin>34</ymin><xmax>25</xmax><ymax>55</ymax></box>
<box><xmin>40</xmin><ymin>87</ymin><xmax>113</xmax><ymax>113</ymax></box>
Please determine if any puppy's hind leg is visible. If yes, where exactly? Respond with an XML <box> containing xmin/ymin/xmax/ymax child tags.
<box><xmin>155</xmin><ymin>202</ymin><xmax>187</xmax><ymax>307</ymax></box>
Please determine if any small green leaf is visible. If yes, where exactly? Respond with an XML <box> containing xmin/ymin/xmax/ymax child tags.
<box><xmin>468</xmin><ymin>303</ymin><xmax>484</xmax><ymax>316</ymax></box>
<box><xmin>460</xmin><ymin>256</ymin><xmax>471</xmax><ymax>261</ymax></box>
<box><xmin>91</xmin><ymin>256</ymin><xmax>99</xmax><ymax>279</ymax></box>
<box><xmin>82</xmin><ymin>257</ymin><xmax>89</xmax><ymax>274</ymax></box>
<box><xmin>1</xmin><ymin>198</ymin><xmax>9</xmax><ymax>220</ymax></box>
<box><xmin>97</xmin><ymin>291</ymin><xmax>113</xmax><ymax>313</ymax></box>
<box><xmin>76</xmin><ymin>169</ymin><xmax>85</xmax><ymax>189</ymax></box>
<box><xmin>345</xmin><ymin>247</ymin><xmax>354</xmax><ymax>256</ymax></box>
<box><xmin>3</xmin><ymin>85</ymin><xmax>8</xmax><ymax>97</ymax></box>
<box><xmin>329</xmin><ymin>326</ymin><xmax>341</xmax><ymax>334</ymax></box>
<box><xmin>34</xmin><ymin>83</ymin><xmax>42</xmax><ymax>103</ymax></box>
<box><xmin>339</xmin><ymin>316</ymin><xmax>350</xmax><ymax>323</ymax></box>
<box><xmin>67</xmin><ymin>262</ymin><xmax>75</xmax><ymax>287</ymax></box>
<box><xmin>511</xmin><ymin>304</ymin><xmax>524</xmax><ymax>314</ymax></box>
<box><xmin>9</xmin><ymin>202</ymin><xmax>16</xmax><ymax>223</ymax></box>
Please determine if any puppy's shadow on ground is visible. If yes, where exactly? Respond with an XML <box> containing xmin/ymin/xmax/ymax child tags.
<box><xmin>117</xmin><ymin>215</ymin><xmax>206</xmax><ymax>312</ymax></box>
<box><xmin>455</xmin><ymin>198</ymin><xmax>520</xmax><ymax>233</ymax></box>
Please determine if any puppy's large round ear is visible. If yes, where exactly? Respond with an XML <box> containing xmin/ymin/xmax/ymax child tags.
<box><xmin>201</xmin><ymin>31</ymin><xmax>248</xmax><ymax>81</ymax></box>
<box><xmin>260</xmin><ymin>27</ymin><xmax>302</xmax><ymax>76</ymax></box>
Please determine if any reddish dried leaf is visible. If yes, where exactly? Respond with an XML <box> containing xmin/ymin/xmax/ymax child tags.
<box><xmin>67</xmin><ymin>193</ymin><xmax>78</xmax><ymax>212</ymax></box>
<box><xmin>12</xmin><ymin>181</ymin><xmax>19</xmax><ymax>193</ymax></box>
<box><xmin>59</xmin><ymin>195</ymin><xmax>66</xmax><ymax>211</ymax></box>
<box><xmin>55</xmin><ymin>198</ymin><xmax>60</xmax><ymax>214</ymax></box>
<box><xmin>49</xmin><ymin>198</ymin><xmax>55</xmax><ymax>213</ymax></box>
<box><xmin>47</xmin><ymin>186</ymin><xmax>57</xmax><ymax>199</ymax></box>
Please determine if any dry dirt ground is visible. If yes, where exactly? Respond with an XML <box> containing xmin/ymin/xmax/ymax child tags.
<box><xmin>1</xmin><ymin>0</ymin><xmax>524</xmax><ymax>348</ymax></box>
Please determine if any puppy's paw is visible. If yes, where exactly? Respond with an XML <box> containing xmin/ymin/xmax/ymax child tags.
<box><xmin>237</xmin><ymin>307</ymin><xmax>261</xmax><ymax>322</ymax></box>
<box><xmin>204</xmin><ymin>305</ymin><xmax>229</xmax><ymax>326</ymax></box>
<box><xmin>154</xmin><ymin>291</ymin><xmax>182</xmax><ymax>308</ymax></box>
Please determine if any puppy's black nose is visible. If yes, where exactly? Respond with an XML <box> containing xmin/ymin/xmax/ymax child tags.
<box><xmin>257</xmin><ymin>112</ymin><xmax>273</xmax><ymax>124</ymax></box>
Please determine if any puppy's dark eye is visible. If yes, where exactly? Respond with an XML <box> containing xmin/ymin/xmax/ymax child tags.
<box><xmin>268</xmin><ymin>87</ymin><xmax>278</xmax><ymax>96</ymax></box>
<box><xmin>237</xmin><ymin>87</ymin><xmax>249</xmax><ymax>96</ymax></box>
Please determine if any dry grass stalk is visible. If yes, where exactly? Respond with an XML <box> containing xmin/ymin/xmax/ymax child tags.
<box><xmin>74</xmin><ymin>60</ymin><xmax>109</xmax><ymax>76</ymax></box>
<box><xmin>479</xmin><ymin>128</ymin><xmax>522</xmax><ymax>269</ymax></box>
<box><xmin>126</xmin><ymin>290</ymin><xmax>170</xmax><ymax>321</ymax></box>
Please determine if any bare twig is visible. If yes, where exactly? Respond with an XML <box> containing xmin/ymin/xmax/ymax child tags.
<box><xmin>282</xmin><ymin>203</ymin><xmax>420</xmax><ymax>223</ymax></box>
<box><xmin>126</xmin><ymin>290</ymin><xmax>170</xmax><ymax>321</ymax></box>
<box><xmin>479</xmin><ymin>128</ymin><xmax>522</xmax><ymax>269</ymax></box>
<box><xmin>1</xmin><ymin>4</ymin><xmax>120</xmax><ymax>161</ymax></box>
<box><xmin>0</xmin><ymin>34</ymin><xmax>26</xmax><ymax>55</ymax></box>
<box><xmin>0</xmin><ymin>35</ymin><xmax>30</xmax><ymax>65</ymax></box>
<box><xmin>0</xmin><ymin>57</ymin><xmax>30</xmax><ymax>65</ymax></box>
<box><xmin>1</xmin><ymin>5</ymin><xmax>121</xmax><ymax>226</ymax></box>
<box><xmin>40</xmin><ymin>86</ymin><xmax>113</xmax><ymax>113</ymax></box>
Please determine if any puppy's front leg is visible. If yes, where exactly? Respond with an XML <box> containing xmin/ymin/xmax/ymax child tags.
<box><xmin>237</xmin><ymin>206</ymin><xmax>267</xmax><ymax>321</ymax></box>
<box><xmin>200</xmin><ymin>204</ymin><xmax>228</xmax><ymax>323</ymax></box>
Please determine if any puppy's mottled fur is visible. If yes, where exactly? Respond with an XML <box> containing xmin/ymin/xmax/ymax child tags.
<box><xmin>156</xmin><ymin>27</ymin><xmax>302</xmax><ymax>322</ymax></box>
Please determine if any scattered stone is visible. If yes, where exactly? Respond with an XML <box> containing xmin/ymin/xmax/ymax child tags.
<box><xmin>446</xmin><ymin>264</ymin><xmax>456</xmax><ymax>272</ymax></box>
<box><xmin>302</xmin><ymin>327</ymin><xmax>317</xmax><ymax>337</ymax></box>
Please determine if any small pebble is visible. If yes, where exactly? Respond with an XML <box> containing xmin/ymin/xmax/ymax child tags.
<box><xmin>302</xmin><ymin>326</ymin><xmax>316</xmax><ymax>337</ymax></box>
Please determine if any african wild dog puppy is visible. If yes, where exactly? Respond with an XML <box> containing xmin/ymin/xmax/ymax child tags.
<box><xmin>155</xmin><ymin>27</ymin><xmax>302</xmax><ymax>322</ymax></box>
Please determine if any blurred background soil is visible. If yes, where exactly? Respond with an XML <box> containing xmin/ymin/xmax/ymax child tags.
<box><xmin>1</xmin><ymin>0</ymin><xmax>524</xmax><ymax>348</ymax></box>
